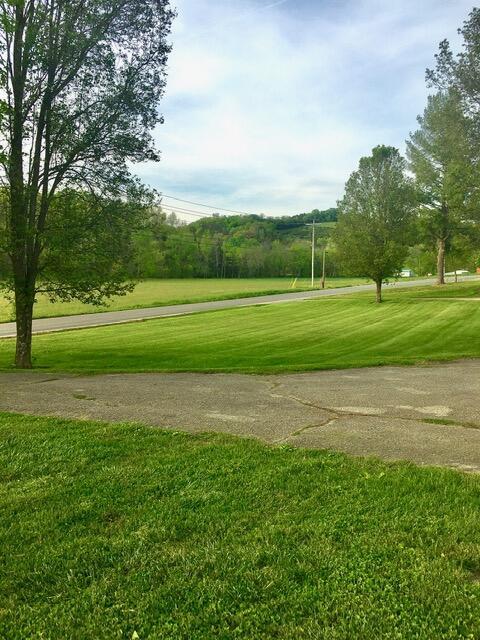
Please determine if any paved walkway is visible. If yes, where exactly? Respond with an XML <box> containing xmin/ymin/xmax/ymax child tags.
<box><xmin>2</xmin><ymin>276</ymin><xmax>478</xmax><ymax>338</ymax></box>
<box><xmin>1</xmin><ymin>360</ymin><xmax>479</xmax><ymax>472</ymax></box>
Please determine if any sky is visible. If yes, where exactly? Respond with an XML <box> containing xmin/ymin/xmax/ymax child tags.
<box><xmin>134</xmin><ymin>0</ymin><xmax>474</xmax><ymax>219</ymax></box>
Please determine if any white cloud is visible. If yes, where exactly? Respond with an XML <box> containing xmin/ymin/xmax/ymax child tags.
<box><xmin>134</xmin><ymin>0</ymin><xmax>474</xmax><ymax>217</ymax></box>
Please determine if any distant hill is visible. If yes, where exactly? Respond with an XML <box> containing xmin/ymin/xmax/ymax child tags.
<box><xmin>130</xmin><ymin>207</ymin><xmax>339</xmax><ymax>279</ymax></box>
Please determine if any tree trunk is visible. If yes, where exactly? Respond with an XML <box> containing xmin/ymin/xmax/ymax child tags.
<box><xmin>14</xmin><ymin>288</ymin><xmax>35</xmax><ymax>369</ymax></box>
<box><xmin>437</xmin><ymin>238</ymin><xmax>446</xmax><ymax>285</ymax></box>
<box><xmin>375</xmin><ymin>280</ymin><xmax>382</xmax><ymax>303</ymax></box>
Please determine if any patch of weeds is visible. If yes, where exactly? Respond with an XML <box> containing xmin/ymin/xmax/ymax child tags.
<box><xmin>422</xmin><ymin>418</ymin><xmax>480</xmax><ymax>430</ymax></box>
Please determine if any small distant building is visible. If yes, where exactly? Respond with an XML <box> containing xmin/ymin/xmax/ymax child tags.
<box><xmin>445</xmin><ymin>269</ymin><xmax>469</xmax><ymax>276</ymax></box>
<box><xmin>400</xmin><ymin>268</ymin><xmax>414</xmax><ymax>278</ymax></box>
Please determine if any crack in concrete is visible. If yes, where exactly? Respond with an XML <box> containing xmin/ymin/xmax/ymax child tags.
<box><xmin>273</xmin><ymin>416</ymin><xmax>340</xmax><ymax>444</ymax></box>
<box><xmin>268</xmin><ymin>383</ymin><xmax>380</xmax><ymax>421</ymax></box>
<box><xmin>1</xmin><ymin>366</ymin><xmax>478</xmax><ymax>472</ymax></box>
<box><xmin>265</xmin><ymin>380</ymin><xmax>365</xmax><ymax>443</ymax></box>
<box><xmin>265</xmin><ymin>378</ymin><xmax>480</xmax><ymax>442</ymax></box>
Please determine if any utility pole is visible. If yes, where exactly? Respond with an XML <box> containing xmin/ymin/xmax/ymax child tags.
<box><xmin>321</xmin><ymin>247</ymin><xmax>326</xmax><ymax>289</ymax></box>
<box><xmin>306</xmin><ymin>220</ymin><xmax>315</xmax><ymax>288</ymax></box>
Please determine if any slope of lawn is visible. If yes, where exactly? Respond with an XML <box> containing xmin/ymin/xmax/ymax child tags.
<box><xmin>0</xmin><ymin>277</ymin><xmax>368</xmax><ymax>322</ymax></box>
<box><xmin>0</xmin><ymin>282</ymin><xmax>479</xmax><ymax>373</ymax></box>
<box><xmin>395</xmin><ymin>280</ymin><xmax>480</xmax><ymax>298</ymax></box>
<box><xmin>0</xmin><ymin>412</ymin><xmax>479</xmax><ymax>639</ymax></box>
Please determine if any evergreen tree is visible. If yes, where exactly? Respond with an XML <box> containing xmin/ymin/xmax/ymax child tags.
<box><xmin>407</xmin><ymin>91</ymin><xmax>475</xmax><ymax>284</ymax></box>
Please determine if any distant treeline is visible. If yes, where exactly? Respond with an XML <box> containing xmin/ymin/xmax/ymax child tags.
<box><xmin>128</xmin><ymin>205</ymin><xmax>477</xmax><ymax>280</ymax></box>
<box><xmin>129</xmin><ymin>207</ymin><xmax>340</xmax><ymax>279</ymax></box>
<box><xmin>1</xmin><ymin>202</ymin><xmax>476</xmax><ymax>283</ymax></box>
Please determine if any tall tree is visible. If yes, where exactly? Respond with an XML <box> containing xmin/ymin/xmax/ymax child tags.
<box><xmin>334</xmin><ymin>145</ymin><xmax>415</xmax><ymax>303</ymax></box>
<box><xmin>426</xmin><ymin>9</ymin><xmax>480</xmax><ymax>251</ymax></box>
<box><xmin>427</xmin><ymin>8</ymin><xmax>480</xmax><ymax>114</ymax></box>
<box><xmin>407</xmin><ymin>90</ymin><xmax>474</xmax><ymax>285</ymax></box>
<box><xmin>0</xmin><ymin>0</ymin><xmax>174</xmax><ymax>368</ymax></box>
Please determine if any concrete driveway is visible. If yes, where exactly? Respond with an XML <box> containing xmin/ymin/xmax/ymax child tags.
<box><xmin>0</xmin><ymin>359</ymin><xmax>479</xmax><ymax>472</ymax></box>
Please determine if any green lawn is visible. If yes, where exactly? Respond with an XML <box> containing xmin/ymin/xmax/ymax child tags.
<box><xmin>1</xmin><ymin>281</ymin><xmax>479</xmax><ymax>373</ymax></box>
<box><xmin>0</xmin><ymin>277</ymin><xmax>369</xmax><ymax>322</ymax></box>
<box><xmin>0</xmin><ymin>412</ymin><xmax>478</xmax><ymax>639</ymax></box>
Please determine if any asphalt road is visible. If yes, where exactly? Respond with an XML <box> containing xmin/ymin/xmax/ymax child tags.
<box><xmin>1</xmin><ymin>275</ymin><xmax>478</xmax><ymax>339</ymax></box>
<box><xmin>1</xmin><ymin>360</ymin><xmax>479</xmax><ymax>471</ymax></box>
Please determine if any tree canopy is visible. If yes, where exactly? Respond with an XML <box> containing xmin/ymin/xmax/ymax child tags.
<box><xmin>0</xmin><ymin>0</ymin><xmax>175</xmax><ymax>367</ymax></box>
<box><xmin>128</xmin><ymin>207</ymin><xmax>338</xmax><ymax>280</ymax></box>
<box><xmin>334</xmin><ymin>146</ymin><xmax>416</xmax><ymax>302</ymax></box>
<box><xmin>407</xmin><ymin>90</ymin><xmax>476</xmax><ymax>284</ymax></box>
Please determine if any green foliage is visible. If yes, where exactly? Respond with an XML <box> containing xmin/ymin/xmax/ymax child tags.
<box><xmin>425</xmin><ymin>10</ymin><xmax>480</xmax><ymax>282</ymax></box>
<box><xmin>387</xmin><ymin>241</ymin><xmax>478</xmax><ymax>278</ymax></box>
<box><xmin>0</xmin><ymin>0</ymin><xmax>175</xmax><ymax>365</ymax></box>
<box><xmin>334</xmin><ymin>146</ymin><xmax>416</xmax><ymax>297</ymax></box>
<box><xmin>130</xmin><ymin>208</ymin><xmax>338</xmax><ymax>279</ymax></box>
<box><xmin>404</xmin><ymin>245</ymin><xmax>436</xmax><ymax>276</ymax></box>
<box><xmin>37</xmin><ymin>189</ymin><xmax>151</xmax><ymax>305</ymax></box>
<box><xmin>1</xmin><ymin>412</ymin><xmax>479</xmax><ymax>639</ymax></box>
<box><xmin>1</xmin><ymin>281</ymin><xmax>479</xmax><ymax>373</ymax></box>
<box><xmin>428</xmin><ymin>8</ymin><xmax>480</xmax><ymax>127</ymax></box>
<box><xmin>407</xmin><ymin>91</ymin><xmax>477</xmax><ymax>257</ymax></box>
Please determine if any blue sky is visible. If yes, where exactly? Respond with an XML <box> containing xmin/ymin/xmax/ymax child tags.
<box><xmin>135</xmin><ymin>0</ymin><xmax>474</xmax><ymax>218</ymax></box>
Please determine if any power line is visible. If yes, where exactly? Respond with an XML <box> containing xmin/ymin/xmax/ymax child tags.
<box><xmin>161</xmin><ymin>205</ymin><xmax>214</xmax><ymax>219</ymax></box>
<box><xmin>160</xmin><ymin>204</ymin><xmax>313</xmax><ymax>227</ymax></box>
<box><xmin>161</xmin><ymin>194</ymin><xmax>255</xmax><ymax>216</ymax></box>
<box><xmin>161</xmin><ymin>193</ymin><xmax>324</xmax><ymax>220</ymax></box>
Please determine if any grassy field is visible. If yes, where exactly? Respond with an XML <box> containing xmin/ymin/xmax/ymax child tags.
<box><xmin>1</xmin><ymin>412</ymin><xmax>479</xmax><ymax>639</ymax></box>
<box><xmin>1</xmin><ymin>281</ymin><xmax>479</xmax><ymax>373</ymax></box>
<box><xmin>0</xmin><ymin>277</ymin><xmax>369</xmax><ymax>322</ymax></box>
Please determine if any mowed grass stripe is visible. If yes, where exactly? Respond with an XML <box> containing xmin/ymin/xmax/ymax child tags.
<box><xmin>366</xmin><ymin>301</ymin><xmax>477</xmax><ymax>358</ymax></box>
<box><xmin>0</xmin><ymin>285</ymin><xmax>479</xmax><ymax>372</ymax></box>
<box><xmin>353</xmin><ymin>301</ymin><xmax>458</xmax><ymax>357</ymax></box>
<box><xmin>0</xmin><ymin>277</ymin><xmax>368</xmax><ymax>323</ymax></box>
